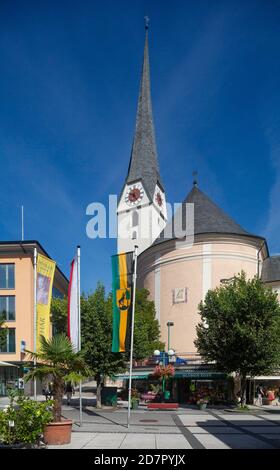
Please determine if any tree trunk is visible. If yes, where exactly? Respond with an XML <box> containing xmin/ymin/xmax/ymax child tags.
<box><xmin>53</xmin><ymin>378</ymin><xmax>64</xmax><ymax>421</ymax></box>
<box><xmin>96</xmin><ymin>375</ymin><xmax>103</xmax><ymax>408</ymax></box>
<box><xmin>240</xmin><ymin>373</ymin><xmax>247</xmax><ymax>406</ymax></box>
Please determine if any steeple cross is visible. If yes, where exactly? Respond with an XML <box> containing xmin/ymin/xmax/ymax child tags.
<box><xmin>144</xmin><ymin>16</ymin><xmax>150</xmax><ymax>30</ymax></box>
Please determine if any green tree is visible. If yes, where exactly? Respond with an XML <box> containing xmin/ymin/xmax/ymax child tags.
<box><xmin>51</xmin><ymin>285</ymin><xmax>164</xmax><ymax>408</ymax></box>
<box><xmin>195</xmin><ymin>272</ymin><xmax>280</xmax><ymax>405</ymax></box>
<box><xmin>50</xmin><ymin>297</ymin><xmax>68</xmax><ymax>335</ymax></box>
<box><xmin>81</xmin><ymin>284</ymin><xmax>125</xmax><ymax>408</ymax></box>
<box><xmin>131</xmin><ymin>288</ymin><xmax>164</xmax><ymax>361</ymax></box>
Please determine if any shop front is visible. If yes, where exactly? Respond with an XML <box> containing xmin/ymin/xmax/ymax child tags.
<box><xmin>0</xmin><ymin>362</ymin><xmax>20</xmax><ymax>396</ymax></box>
<box><xmin>248</xmin><ymin>376</ymin><xmax>280</xmax><ymax>406</ymax></box>
<box><xmin>173</xmin><ymin>370</ymin><xmax>230</xmax><ymax>404</ymax></box>
<box><xmin>114</xmin><ymin>368</ymin><xmax>232</xmax><ymax>404</ymax></box>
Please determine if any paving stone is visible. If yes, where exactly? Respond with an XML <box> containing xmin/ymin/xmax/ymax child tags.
<box><xmin>155</xmin><ymin>434</ymin><xmax>192</xmax><ymax>449</ymax></box>
<box><xmin>83</xmin><ymin>433</ymin><xmax>126</xmax><ymax>449</ymax></box>
<box><xmin>120</xmin><ymin>433</ymin><xmax>156</xmax><ymax>449</ymax></box>
<box><xmin>186</xmin><ymin>426</ymin><xmax>242</xmax><ymax>434</ymax></box>
<box><xmin>220</xmin><ymin>414</ymin><xmax>262</xmax><ymax>422</ymax></box>
<box><xmin>178</xmin><ymin>414</ymin><xmax>224</xmax><ymax>427</ymax></box>
<box><xmin>243</xmin><ymin>426</ymin><xmax>280</xmax><ymax>434</ymax></box>
<box><xmin>260</xmin><ymin>434</ymin><xmax>280</xmax><ymax>441</ymax></box>
<box><xmin>194</xmin><ymin>434</ymin><xmax>230</xmax><ymax>449</ymax></box>
<box><xmin>258</xmin><ymin>414</ymin><xmax>280</xmax><ymax>421</ymax></box>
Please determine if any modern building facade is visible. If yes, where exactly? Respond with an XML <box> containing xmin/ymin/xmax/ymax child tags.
<box><xmin>0</xmin><ymin>241</ymin><xmax>68</xmax><ymax>395</ymax></box>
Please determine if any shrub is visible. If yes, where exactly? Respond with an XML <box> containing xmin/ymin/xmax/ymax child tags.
<box><xmin>131</xmin><ymin>388</ymin><xmax>140</xmax><ymax>401</ymax></box>
<box><xmin>0</xmin><ymin>392</ymin><xmax>53</xmax><ymax>446</ymax></box>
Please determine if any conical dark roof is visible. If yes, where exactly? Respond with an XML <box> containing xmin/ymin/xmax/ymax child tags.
<box><xmin>184</xmin><ymin>186</ymin><xmax>250</xmax><ymax>236</ymax></box>
<box><xmin>154</xmin><ymin>185</ymin><xmax>254</xmax><ymax>245</ymax></box>
<box><xmin>125</xmin><ymin>31</ymin><xmax>163</xmax><ymax>199</ymax></box>
<box><xmin>261</xmin><ymin>256</ymin><xmax>280</xmax><ymax>282</ymax></box>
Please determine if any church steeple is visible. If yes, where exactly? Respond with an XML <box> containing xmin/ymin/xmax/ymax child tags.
<box><xmin>117</xmin><ymin>24</ymin><xmax>167</xmax><ymax>255</ymax></box>
<box><xmin>125</xmin><ymin>27</ymin><xmax>163</xmax><ymax>200</ymax></box>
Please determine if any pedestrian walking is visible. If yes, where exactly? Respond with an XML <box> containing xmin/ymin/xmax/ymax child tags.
<box><xmin>256</xmin><ymin>385</ymin><xmax>264</xmax><ymax>406</ymax></box>
<box><xmin>65</xmin><ymin>382</ymin><xmax>74</xmax><ymax>406</ymax></box>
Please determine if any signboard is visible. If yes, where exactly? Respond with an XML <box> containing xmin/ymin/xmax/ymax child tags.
<box><xmin>175</xmin><ymin>370</ymin><xmax>227</xmax><ymax>380</ymax></box>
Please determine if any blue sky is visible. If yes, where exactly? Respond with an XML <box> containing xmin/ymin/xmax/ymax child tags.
<box><xmin>0</xmin><ymin>0</ymin><xmax>280</xmax><ymax>292</ymax></box>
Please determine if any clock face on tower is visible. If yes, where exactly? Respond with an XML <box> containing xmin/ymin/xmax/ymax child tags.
<box><xmin>125</xmin><ymin>183</ymin><xmax>144</xmax><ymax>206</ymax></box>
<box><xmin>155</xmin><ymin>189</ymin><xmax>164</xmax><ymax>209</ymax></box>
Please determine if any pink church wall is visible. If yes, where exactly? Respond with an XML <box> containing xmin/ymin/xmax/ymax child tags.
<box><xmin>138</xmin><ymin>235</ymin><xmax>265</xmax><ymax>355</ymax></box>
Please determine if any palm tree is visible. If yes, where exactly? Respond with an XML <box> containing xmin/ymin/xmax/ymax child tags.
<box><xmin>24</xmin><ymin>334</ymin><xmax>91</xmax><ymax>422</ymax></box>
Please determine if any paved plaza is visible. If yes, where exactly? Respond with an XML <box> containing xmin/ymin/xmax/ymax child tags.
<box><xmin>48</xmin><ymin>402</ymin><xmax>280</xmax><ymax>449</ymax></box>
<box><xmin>1</xmin><ymin>395</ymin><xmax>279</xmax><ymax>449</ymax></box>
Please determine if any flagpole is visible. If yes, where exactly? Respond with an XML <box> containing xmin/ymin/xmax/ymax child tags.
<box><xmin>21</xmin><ymin>205</ymin><xmax>24</xmax><ymax>241</ymax></box>
<box><xmin>127</xmin><ymin>245</ymin><xmax>138</xmax><ymax>428</ymax></box>
<box><xmin>77</xmin><ymin>245</ymin><xmax>82</xmax><ymax>427</ymax></box>
<box><xmin>33</xmin><ymin>247</ymin><xmax>37</xmax><ymax>400</ymax></box>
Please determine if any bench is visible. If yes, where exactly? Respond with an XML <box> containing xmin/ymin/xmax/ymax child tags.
<box><xmin>147</xmin><ymin>402</ymin><xmax>179</xmax><ymax>410</ymax></box>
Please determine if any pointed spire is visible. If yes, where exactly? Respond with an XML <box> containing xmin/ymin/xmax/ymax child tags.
<box><xmin>125</xmin><ymin>24</ymin><xmax>163</xmax><ymax>200</ymax></box>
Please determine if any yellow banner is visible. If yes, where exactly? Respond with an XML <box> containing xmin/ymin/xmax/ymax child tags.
<box><xmin>36</xmin><ymin>254</ymin><xmax>56</xmax><ymax>350</ymax></box>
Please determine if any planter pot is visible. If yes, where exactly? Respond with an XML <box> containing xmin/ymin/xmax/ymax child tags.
<box><xmin>43</xmin><ymin>419</ymin><xmax>73</xmax><ymax>445</ymax></box>
<box><xmin>198</xmin><ymin>403</ymin><xmax>207</xmax><ymax>410</ymax></box>
<box><xmin>131</xmin><ymin>400</ymin><xmax>139</xmax><ymax>410</ymax></box>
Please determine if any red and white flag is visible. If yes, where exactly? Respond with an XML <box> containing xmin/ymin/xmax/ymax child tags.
<box><xmin>68</xmin><ymin>256</ymin><xmax>79</xmax><ymax>351</ymax></box>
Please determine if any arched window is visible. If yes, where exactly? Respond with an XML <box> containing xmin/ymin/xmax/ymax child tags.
<box><xmin>132</xmin><ymin>211</ymin><xmax>139</xmax><ymax>227</ymax></box>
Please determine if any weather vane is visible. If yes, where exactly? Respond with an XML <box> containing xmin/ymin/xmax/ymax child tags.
<box><xmin>144</xmin><ymin>16</ymin><xmax>150</xmax><ymax>30</ymax></box>
<box><xmin>193</xmin><ymin>170</ymin><xmax>198</xmax><ymax>187</ymax></box>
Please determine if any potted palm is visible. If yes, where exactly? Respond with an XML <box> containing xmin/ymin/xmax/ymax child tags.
<box><xmin>24</xmin><ymin>334</ymin><xmax>90</xmax><ymax>445</ymax></box>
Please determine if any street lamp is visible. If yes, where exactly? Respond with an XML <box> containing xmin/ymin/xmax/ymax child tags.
<box><xmin>154</xmin><ymin>348</ymin><xmax>175</xmax><ymax>400</ymax></box>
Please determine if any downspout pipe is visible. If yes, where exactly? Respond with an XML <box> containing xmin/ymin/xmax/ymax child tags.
<box><xmin>257</xmin><ymin>241</ymin><xmax>266</xmax><ymax>279</ymax></box>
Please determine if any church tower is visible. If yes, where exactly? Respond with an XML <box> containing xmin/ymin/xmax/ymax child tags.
<box><xmin>117</xmin><ymin>26</ymin><xmax>167</xmax><ymax>255</ymax></box>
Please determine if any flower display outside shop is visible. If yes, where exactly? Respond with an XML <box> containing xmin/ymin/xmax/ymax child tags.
<box><xmin>151</xmin><ymin>364</ymin><xmax>175</xmax><ymax>401</ymax></box>
<box><xmin>152</xmin><ymin>364</ymin><xmax>175</xmax><ymax>379</ymax></box>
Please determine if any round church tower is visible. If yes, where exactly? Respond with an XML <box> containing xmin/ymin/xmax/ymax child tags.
<box><xmin>137</xmin><ymin>184</ymin><xmax>268</xmax><ymax>355</ymax></box>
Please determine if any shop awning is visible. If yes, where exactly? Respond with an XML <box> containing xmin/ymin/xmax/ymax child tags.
<box><xmin>249</xmin><ymin>376</ymin><xmax>280</xmax><ymax>380</ymax></box>
<box><xmin>0</xmin><ymin>361</ymin><xmax>19</xmax><ymax>368</ymax></box>
<box><xmin>114</xmin><ymin>372</ymin><xmax>151</xmax><ymax>380</ymax></box>
<box><xmin>114</xmin><ymin>370</ymin><xmax>227</xmax><ymax>380</ymax></box>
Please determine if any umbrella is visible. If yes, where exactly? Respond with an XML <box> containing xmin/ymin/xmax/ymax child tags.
<box><xmin>0</xmin><ymin>361</ymin><xmax>19</xmax><ymax>367</ymax></box>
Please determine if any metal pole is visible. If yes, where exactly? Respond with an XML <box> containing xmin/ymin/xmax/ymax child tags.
<box><xmin>77</xmin><ymin>246</ymin><xmax>82</xmax><ymax>427</ymax></box>
<box><xmin>127</xmin><ymin>245</ymin><xmax>138</xmax><ymax>428</ymax></box>
<box><xmin>162</xmin><ymin>351</ymin><xmax>166</xmax><ymax>398</ymax></box>
<box><xmin>21</xmin><ymin>205</ymin><xmax>24</xmax><ymax>241</ymax></box>
<box><xmin>168</xmin><ymin>325</ymin><xmax>170</xmax><ymax>352</ymax></box>
<box><xmin>33</xmin><ymin>247</ymin><xmax>37</xmax><ymax>400</ymax></box>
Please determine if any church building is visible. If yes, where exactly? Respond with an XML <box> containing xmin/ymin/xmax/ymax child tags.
<box><xmin>117</xmin><ymin>28</ymin><xmax>280</xmax><ymax>402</ymax></box>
